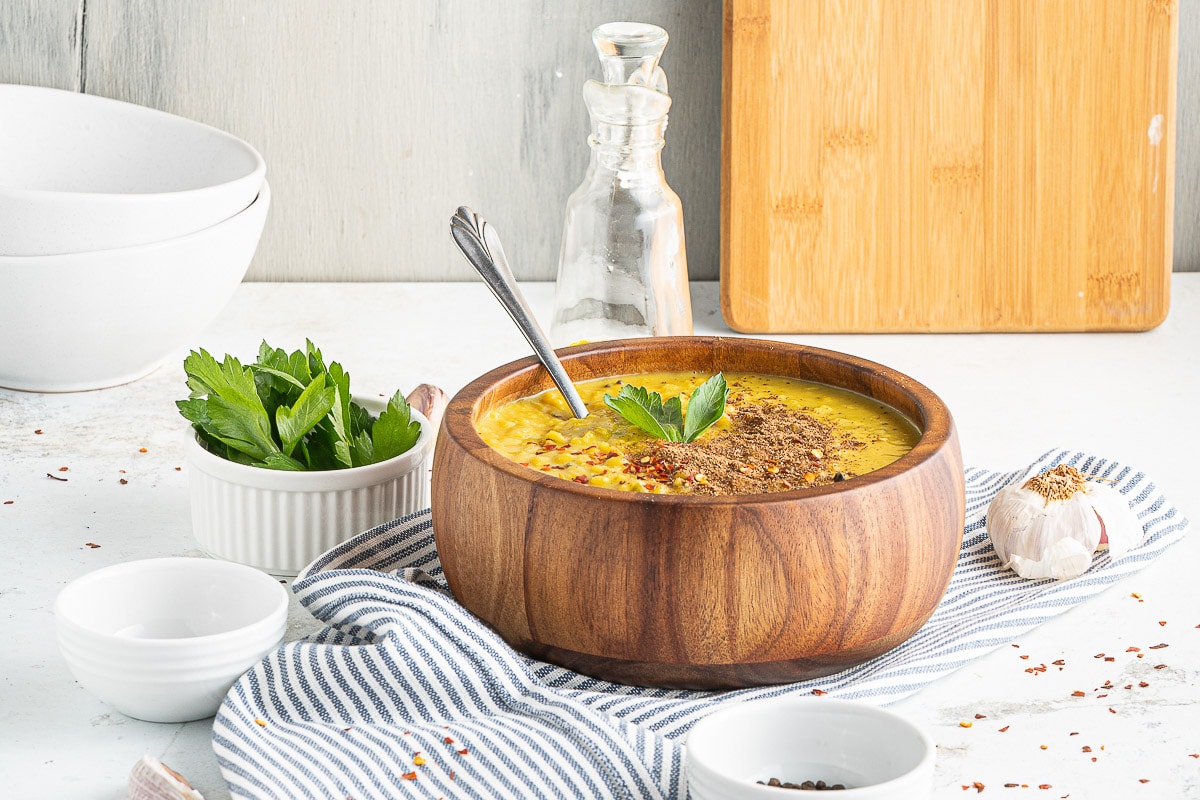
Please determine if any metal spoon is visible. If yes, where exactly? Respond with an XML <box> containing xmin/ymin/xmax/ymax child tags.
<box><xmin>449</xmin><ymin>206</ymin><xmax>589</xmax><ymax>419</ymax></box>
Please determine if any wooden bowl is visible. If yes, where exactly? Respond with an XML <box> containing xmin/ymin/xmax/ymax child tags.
<box><xmin>431</xmin><ymin>337</ymin><xmax>965</xmax><ymax>689</ymax></box>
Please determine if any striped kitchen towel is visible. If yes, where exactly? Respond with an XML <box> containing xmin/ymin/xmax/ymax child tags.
<box><xmin>212</xmin><ymin>449</ymin><xmax>1189</xmax><ymax>799</ymax></box>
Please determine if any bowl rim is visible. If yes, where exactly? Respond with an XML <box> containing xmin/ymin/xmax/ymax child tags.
<box><xmin>440</xmin><ymin>336</ymin><xmax>956</xmax><ymax>506</ymax></box>
<box><xmin>685</xmin><ymin>697</ymin><xmax>936</xmax><ymax>795</ymax></box>
<box><xmin>0</xmin><ymin>83</ymin><xmax>266</xmax><ymax>200</ymax></box>
<box><xmin>0</xmin><ymin>179</ymin><xmax>270</xmax><ymax>264</ymax></box>
<box><xmin>53</xmin><ymin>556</ymin><xmax>289</xmax><ymax>649</ymax></box>
<box><xmin>185</xmin><ymin>399</ymin><xmax>434</xmax><ymax>491</ymax></box>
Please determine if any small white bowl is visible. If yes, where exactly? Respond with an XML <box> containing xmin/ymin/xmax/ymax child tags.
<box><xmin>686</xmin><ymin>698</ymin><xmax>935</xmax><ymax>800</ymax></box>
<box><xmin>0</xmin><ymin>84</ymin><xmax>265</xmax><ymax>256</ymax></box>
<box><xmin>187</xmin><ymin>402</ymin><xmax>435</xmax><ymax>576</ymax></box>
<box><xmin>0</xmin><ymin>181</ymin><xmax>269</xmax><ymax>392</ymax></box>
<box><xmin>54</xmin><ymin>557</ymin><xmax>288</xmax><ymax>723</ymax></box>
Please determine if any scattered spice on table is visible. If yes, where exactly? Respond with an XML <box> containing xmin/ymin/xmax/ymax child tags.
<box><xmin>84</xmin><ymin>542</ymin><xmax>101</xmax><ymax>549</ymax></box>
<box><xmin>3</xmin><ymin>500</ymin><xmax>12</xmax><ymax>505</ymax></box>
<box><xmin>1149</xmin><ymin>642</ymin><xmax>1169</xmax><ymax>649</ymax></box>
<box><xmin>46</xmin><ymin>472</ymin><xmax>67</xmax><ymax>482</ymax></box>
<box><xmin>139</xmin><ymin>447</ymin><xmax>148</xmax><ymax>453</ymax></box>
<box><xmin>119</xmin><ymin>478</ymin><xmax>129</xmax><ymax>485</ymax></box>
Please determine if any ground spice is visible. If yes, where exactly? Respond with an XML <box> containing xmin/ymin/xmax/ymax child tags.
<box><xmin>624</xmin><ymin>399</ymin><xmax>865</xmax><ymax>496</ymax></box>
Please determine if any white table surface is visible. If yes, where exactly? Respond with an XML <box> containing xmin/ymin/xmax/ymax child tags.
<box><xmin>2</xmin><ymin>277</ymin><xmax>1197</xmax><ymax>799</ymax></box>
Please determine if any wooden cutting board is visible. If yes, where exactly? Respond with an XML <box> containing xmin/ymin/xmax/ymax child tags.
<box><xmin>720</xmin><ymin>0</ymin><xmax>1178</xmax><ymax>332</ymax></box>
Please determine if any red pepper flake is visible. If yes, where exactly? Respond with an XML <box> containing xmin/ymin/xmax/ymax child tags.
<box><xmin>119</xmin><ymin>478</ymin><xmax>129</xmax><ymax>485</ymax></box>
<box><xmin>457</xmin><ymin>748</ymin><xmax>469</xmax><ymax>756</ymax></box>
<box><xmin>1082</xmin><ymin>746</ymin><xmax>1092</xmax><ymax>752</ymax></box>
<box><xmin>973</xmin><ymin>781</ymin><xmax>985</xmax><ymax>793</ymax></box>
<box><xmin>1139</xmin><ymin>779</ymin><xmax>1150</xmax><ymax>784</ymax></box>
<box><xmin>174</xmin><ymin>466</ymin><xmax>182</xmax><ymax>471</ymax></box>
<box><xmin>401</xmin><ymin>772</ymin><xmax>417</xmax><ymax>780</ymax></box>
<box><xmin>975</xmin><ymin>713</ymin><xmax>987</xmax><ymax>719</ymax></box>
<box><xmin>1188</xmin><ymin>754</ymin><xmax>1199</xmax><ymax>759</ymax></box>
<box><xmin>138</xmin><ymin>447</ymin><xmax>148</xmax><ymax>453</ymax></box>
<box><xmin>999</xmin><ymin>725</ymin><xmax>1010</xmax><ymax>732</ymax></box>
<box><xmin>46</xmin><ymin>472</ymin><xmax>67</xmax><ymax>482</ymax></box>
<box><xmin>1126</xmin><ymin>646</ymin><xmax>1140</xmax><ymax>653</ymax></box>
<box><xmin>1020</xmin><ymin>654</ymin><xmax>1030</xmax><ymax>660</ymax></box>
<box><xmin>1069</xmin><ymin>732</ymin><xmax>1079</xmax><ymax>736</ymax></box>
<box><xmin>1104</xmin><ymin>657</ymin><xmax>1115</xmax><ymax>662</ymax></box>
<box><xmin>1139</xmin><ymin>681</ymin><xmax>1149</xmax><ymax>688</ymax></box>
<box><xmin>811</xmin><ymin>689</ymin><xmax>827</xmax><ymax>696</ymax></box>
<box><xmin>1071</xmin><ymin>690</ymin><xmax>1086</xmax><ymax>697</ymax></box>
<box><xmin>572</xmin><ymin>475</ymin><xmax>590</xmax><ymax>484</ymax></box>
<box><xmin>1039</xmin><ymin>785</ymin><xmax>1052</xmax><ymax>790</ymax></box>
<box><xmin>1124</xmin><ymin>684</ymin><xmax>1133</xmax><ymax>690</ymax></box>
<box><xmin>1131</xmin><ymin>592</ymin><xmax>1143</xmax><ymax>601</ymax></box>
<box><xmin>1108</xmin><ymin>707</ymin><xmax>1116</xmax><ymax>714</ymax></box>
<box><xmin>1094</xmin><ymin>653</ymin><xmax>1106</xmax><ymax>659</ymax></box>
<box><xmin>58</xmin><ymin>466</ymin><xmax>69</xmax><ymax>472</ymax></box>
<box><xmin>34</xmin><ymin>429</ymin><xmax>43</xmax><ymax>434</ymax></box>
<box><xmin>444</xmin><ymin>736</ymin><xmax>455</xmax><ymax>744</ymax></box>
<box><xmin>1154</xmin><ymin>664</ymin><xmax>1168</xmax><ymax>669</ymax></box>
<box><xmin>1005</xmin><ymin>784</ymin><xmax>1020</xmax><ymax>788</ymax></box>
<box><xmin>1158</xmin><ymin>621</ymin><xmax>1167</xmax><ymax>627</ymax></box>
<box><xmin>1101</xmin><ymin>680</ymin><xmax>1114</xmax><ymax>689</ymax></box>
<box><xmin>449</xmin><ymin>770</ymin><xmax>455</xmax><ymax>780</ymax></box>
<box><xmin>1149</xmin><ymin>643</ymin><xmax>1169</xmax><ymax>649</ymax></box>
<box><xmin>2</xmin><ymin>500</ymin><xmax>12</xmax><ymax>505</ymax></box>
<box><xmin>1052</xmin><ymin>659</ymin><xmax>1065</xmax><ymax>666</ymax></box>
<box><xmin>84</xmin><ymin>542</ymin><xmax>101</xmax><ymax>549</ymax></box>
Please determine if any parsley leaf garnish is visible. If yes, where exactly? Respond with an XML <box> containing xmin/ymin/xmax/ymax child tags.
<box><xmin>178</xmin><ymin>341</ymin><xmax>422</xmax><ymax>471</ymax></box>
<box><xmin>603</xmin><ymin>373</ymin><xmax>728</xmax><ymax>443</ymax></box>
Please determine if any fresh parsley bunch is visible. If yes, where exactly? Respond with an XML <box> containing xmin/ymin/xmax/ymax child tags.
<box><xmin>178</xmin><ymin>340</ymin><xmax>421</xmax><ymax>471</ymax></box>
<box><xmin>603</xmin><ymin>373</ymin><xmax>728</xmax><ymax>443</ymax></box>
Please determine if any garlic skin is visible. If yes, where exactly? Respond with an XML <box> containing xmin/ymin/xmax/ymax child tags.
<box><xmin>986</xmin><ymin>464</ymin><xmax>1144</xmax><ymax>580</ymax></box>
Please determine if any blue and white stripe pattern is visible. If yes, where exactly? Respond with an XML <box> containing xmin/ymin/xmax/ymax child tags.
<box><xmin>213</xmin><ymin>449</ymin><xmax>1189</xmax><ymax>799</ymax></box>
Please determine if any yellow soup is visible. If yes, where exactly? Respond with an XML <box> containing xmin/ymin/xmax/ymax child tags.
<box><xmin>476</xmin><ymin>371</ymin><xmax>921</xmax><ymax>495</ymax></box>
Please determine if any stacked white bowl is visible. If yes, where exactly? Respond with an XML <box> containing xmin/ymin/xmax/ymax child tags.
<box><xmin>54</xmin><ymin>557</ymin><xmax>288</xmax><ymax>723</ymax></box>
<box><xmin>0</xmin><ymin>84</ymin><xmax>269</xmax><ymax>391</ymax></box>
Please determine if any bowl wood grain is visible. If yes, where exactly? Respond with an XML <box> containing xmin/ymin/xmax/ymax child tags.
<box><xmin>432</xmin><ymin>337</ymin><xmax>965</xmax><ymax>689</ymax></box>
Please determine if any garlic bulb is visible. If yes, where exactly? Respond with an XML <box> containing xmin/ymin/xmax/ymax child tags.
<box><xmin>128</xmin><ymin>755</ymin><xmax>205</xmax><ymax>800</ymax></box>
<box><xmin>986</xmin><ymin>464</ymin><xmax>1144</xmax><ymax>580</ymax></box>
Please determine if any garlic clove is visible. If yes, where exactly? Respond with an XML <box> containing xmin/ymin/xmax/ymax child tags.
<box><xmin>1084</xmin><ymin>480</ymin><xmax>1145</xmax><ymax>559</ymax></box>
<box><xmin>128</xmin><ymin>755</ymin><xmax>205</xmax><ymax>800</ymax></box>
<box><xmin>1005</xmin><ymin>535</ymin><xmax>1095</xmax><ymax>581</ymax></box>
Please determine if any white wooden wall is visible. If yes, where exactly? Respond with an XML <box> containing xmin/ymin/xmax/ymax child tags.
<box><xmin>1</xmin><ymin>1</ymin><xmax>1195</xmax><ymax>280</ymax></box>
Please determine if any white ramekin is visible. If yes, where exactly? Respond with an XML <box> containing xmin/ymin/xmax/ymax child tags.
<box><xmin>186</xmin><ymin>403</ymin><xmax>434</xmax><ymax>575</ymax></box>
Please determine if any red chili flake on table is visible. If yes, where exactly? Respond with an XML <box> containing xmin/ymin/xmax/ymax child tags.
<box><xmin>3</xmin><ymin>500</ymin><xmax>12</xmax><ymax>505</ymax></box>
<box><xmin>975</xmin><ymin>713</ymin><xmax>987</xmax><ymax>719</ymax></box>
<box><xmin>811</xmin><ymin>689</ymin><xmax>827</xmax><ymax>696</ymax></box>
<box><xmin>1139</xmin><ymin>779</ymin><xmax>1150</xmax><ymax>784</ymax></box>
<box><xmin>1094</xmin><ymin>653</ymin><xmax>1106</xmax><ymax>659</ymax></box>
<box><xmin>175</xmin><ymin>466</ymin><xmax>182</xmax><ymax>471</ymax></box>
<box><xmin>34</xmin><ymin>429</ymin><xmax>43</xmax><ymax>434</ymax></box>
<box><xmin>1149</xmin><ymin>643</ymin><xmax>1169</xmax><ymax>649</ymax></box>
<box><xmin>1039</xmin><ymin>785</ymin><xmax>1052</xmax><ymax>790</ymax></box>
<box><xmin>139</xmin><ymin>447</ymin><xmax>148</xmax><ymax>453</ymax></box>
<box><xmin>1108</xmin><ymin>708</ymin><xmax>1116</xmax><ymax>714</ymax></box>
<box><xmin>999</xmin><ymin>726</ymin><xmax>1010</xmax><ymax>733</ymax></box>
<box><xmin>1020</xmin><ymin>654</ymin><xmax>1030</xmax><ymax>660</ymax></box>
<box><xmin>1124</xmin><ymin>684</ymin><xmax>1133</xmax><ymax>690</ymax></box>
<box><xmin>84</xmin><ymin>542</ymin><xmax>101</xmax><ymax>549</ymax></box>
<box><xmin>443</xmin><ymin>736</ymin><xmax>455</xmax><ymax>744</ymax></box>
<box><xmin>1005</xmin><ymin>784</ymin><xmax>1020</xmax><ymax>788</ymax></box>
<box><xmin>1131</xmin><ymin>592</ymin><xmax>1143</xmax><ymax>601</ymax></box>
<box><xmin>1052</xmin><ymin>659</ymin><xmax>1065</xmax><ymax>667</ymax></box>
<box><xmin>973</xmin><ymin>782</ymin><xmax>985</xmax><ymax>792</ymax></box>
<box><xmin>1126</xmin><ymin>646</ymin><xmax>1140</xmax><ymax>652</ymax></box>
<box><xmin>1071</xmin><ymin>690</ymin><xmax>1086</xmax><ymax>697</ymax></box>
<box><xmin>457</xmin><ymin>748</ymin><xmax>469</xmax><ymax>756</ymax></box>
<box><xmin>401</xmin><ymin>772</ymin><xmax>417</xmax><ymax>780</ymax></box>
<box><xmin>1158</xmin><ymin>621</ymin><xmax>1167</xmax><ymax>627</ymax></box>
<box><xmin>119</xmin><ymin>478</ymin><xmax>129</xmax><ymax>485</ymax></box>
<box><xmin>1082</xmin><ymin>746</ymin><xmax>1092</xmax><ymax>753</ymax></box>
<box><xmin>1139</xmin><ymin>681</ymin><xmax>1149</xmax><ymax>688</ymax></box>
<box><xmin>1104</xmin><ymin>657</ymin><xmax>1115</xmax><ymax>662</ymax></box>
<box><xmin>1188</xmin><ymin>754</ymin><xmax>1199</xmax><ymax>759</ymax></box>
<box><xmin>1154</xmin><ymin>664</ymin><xmax>1168</xmax><ymax>670</ymax></box>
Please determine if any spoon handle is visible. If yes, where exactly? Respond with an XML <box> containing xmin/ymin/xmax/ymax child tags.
<box><xmin>450</xmin><ymin>206</ymin><xmax>589</xmax><ymax>419</ymax></box>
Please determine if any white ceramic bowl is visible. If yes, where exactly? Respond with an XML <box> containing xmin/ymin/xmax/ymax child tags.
<box><xmin>187</xmin><ymin>403</ymin><xmax>435</xmax><ymax>576</ymax></box>
<box><xmin>686</xmin><ymin>698</ymin><xmax>935</xmax><ymax>800</ymax></box>
<box><xmin>0</xmin><ymin>84</ymin><xmax>265</xmax><ymax>256</ymax></box>
<box><xmin>0</xmin><ymin>180</ymin><xmax>269</xmax><ymax>392</ymax></box>
<box><xmin>54</xmin><ymin>557</ymin><xmax>288</xmax><ymax>723</ymax></box>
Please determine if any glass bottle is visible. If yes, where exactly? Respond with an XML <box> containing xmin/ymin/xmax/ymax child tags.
<box><xmin>550</xmin><ymin>22</ymin><xmax>692</xmax><ymax>346</ymax></box>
